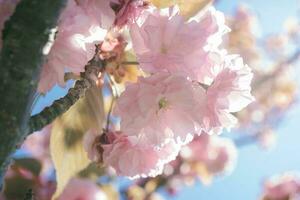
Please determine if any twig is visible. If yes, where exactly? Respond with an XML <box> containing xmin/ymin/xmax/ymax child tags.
<box><xmin>105</xmin><ymin>95</ymin><xmax>115</xmax><ymax>132</ymax></box>
<box><xmin>28</xmin><ymin>53</ymin><xmax>105</xmax><ymax>135</ymax></box>
<box><xmin>253</xmin><ymin>48</ymin><xmax>300</xmax><ymax>89</ymax></box>
<box><xmin>121</xmin><ymin>61</ymin><xmax>139</xmax><ymax>65</ymax></box>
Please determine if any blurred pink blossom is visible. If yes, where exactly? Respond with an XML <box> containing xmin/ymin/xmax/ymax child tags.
<box><xmin>102</xmin><ymin>132</ymin><xmax>180</xmax><ymax>179</ymax></box>
<box><xmin>262</xmin><ymin>173</ymin><xmax>300</xmax><ymax>200</ymax></box>
<box><xmin>184</xmin><ymin>133</ymin><xmax>237</xmax><ymax>175</ymax></box>
<box><xmin>22</xmin><ymin>124</ymin><xmax>53</xmax><ymax>175</ymax></box>
<box><xmin>58</xmin><ymin>178</ymin><xmax>107</xmax><ymax>200</ymax></box>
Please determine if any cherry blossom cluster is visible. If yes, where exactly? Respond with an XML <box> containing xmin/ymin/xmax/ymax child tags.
<box><xmin>8</xmin><ymin>0</ymin><xmax>253</xmax><ymax>179</ymax></box>
<box><xmin>260</xmin><ymin>173</ymin><xmax>300</xmax><ymax>200</ymax></box>
<box><xmin>101</xmin><ymin>5</ymin><xmax>253</xmax><ymax>178</ymax></box>
<box><xmin>156</xmin><ymin>133</ymin><xmax>237</xmax><ymax>195</ymax></box>
<box><xmin>182</xmin><ymin>134</ymin><xmax>237</xmax><ymax>179</ymax></box>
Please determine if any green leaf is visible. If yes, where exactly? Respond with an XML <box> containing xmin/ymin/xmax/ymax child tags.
<box><xmin>50</xmin><ymin>86</ymin><xmax>104</xmax><ymax>199</ymax></box>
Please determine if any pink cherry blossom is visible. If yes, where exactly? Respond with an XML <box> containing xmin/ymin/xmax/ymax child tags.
<box><xmin>58</xmin><ymin>178</ymin><xmax>107</xmax><ymax>200</ymax></box>
<box><xmin>114</xmin><ymin>72</ymin><xmax>205</xmax><ymax>146</ymax></box>
<box><xmin>0</xmin><ymin>0</ymin><xmax>19</xmax><ymax>50</ymax></box>
<box><xmin>22</xmin><ymin>124</ymin><xmax>53</xmax><ymax>175</ymax></box>
<box><xmin>38</xmin><ymin>0</ymin><xmax>113</xmax><ymax>93</ymax></box>
<box><xmin>183</xmin><ymin>133</ymin><xmax>237</xmax><ymax>175</ymax></box>
<box><xmin>102</xmin><ymin>132</ymin><xmax>180</xmax><ymax>179</ymax></box>
<box><xmin>204</xmin><ymin>136</ymin><xmax>237</xmax><ymax>175</ymax></box>
<box><xmin>262</xmin><ymin>173</ymin><xmax>300</xmax><ymax>200</ymax></box>
<box><xmin>110</xmin><ymin>0</ymin><xmax>148</xmax><ymax>27</ymax></box>
<box><xmin>77</xmin><ymin>0</ymin><xmax>115</xmax><ymax>29</ymax></box>
<box><xmin>180</xmin><ymin>132</ymin><xmax>210</xmax><ymax>162</ymax></box>
<box><xmin>129</xmin><ymin>6</ymin><xmax>227</xmax><ymax>79</ymax></box>
<box><xmin>83</xmin><ymin>129</ymin><xmax>101</xmax><ymax>162</ymax></box>
<box><xmin>201</xmin><ymin>55</ymin><xmax>254</xmax><ymax>134</ymax></box>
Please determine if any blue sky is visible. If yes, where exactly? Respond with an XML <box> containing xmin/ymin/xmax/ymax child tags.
<box><xmin>162</xmin><ymin>1</ymin><xmax>300</xmax><ymax>199</ymax></box>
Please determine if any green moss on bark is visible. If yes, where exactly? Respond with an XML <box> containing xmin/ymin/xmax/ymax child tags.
<box><xmin>0</xmin><ymin>0</ymin><xmax>66</xmax><ymax>185</ymax></box>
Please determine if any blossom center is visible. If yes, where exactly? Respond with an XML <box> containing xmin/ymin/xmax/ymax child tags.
<box><xmin>160</xmin><ymin>44</ymin><xmax>168</xmax><ymax>54</ymax></box>
<box><xmin>158</xmin><ymin>97</ymin><xmax>168</xmax><ymax>109</ymax></box>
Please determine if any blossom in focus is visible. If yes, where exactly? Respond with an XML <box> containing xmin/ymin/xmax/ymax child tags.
<box><xmin>202</xmin><ymin>55</ymin><xmax>254</xmax><ymax>134</ymax></box>
<box><xmin>114</xmin><ymin>72</ymin><xmax>206</xmax><ymax>146</ymax></box>
<box><xmin>130</xmin><ymin>6</ymin><xmax>228</xmax><ymax>80</ymax></box>
<box><xmin>38</xmin><ymin>0</ymin><xmax>114</xmax><ymax>93</ymax></box>
<box><xmin>102</xmin><ymin>132</ymin><xmax>180</xmax><ymax>179</ymax></box>
<box><xmin>58</xmin><ymin>178</ymin><xmax>107</xmax><ymax>200</ymax></box>
<box><xmin>261</xmin><ymin>173</ymin><xmax>300</xmax><ymax>200</ymax></box>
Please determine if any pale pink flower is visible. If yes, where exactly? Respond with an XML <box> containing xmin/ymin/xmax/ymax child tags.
<box><xmin>204</xmin><ymin>136</ymin><xmax>237</xmax><ymax>175</ymax></box>
<box><xmin>0</xmin><ymin>0</ymin><xmax>19</xmax><ymax>49</ymax></box>
<box><xmin>83</xmin><ymin>129</ymin><xmax>101</xmax><ymax>162</ymax></box>
<box><xmin>262</xmin><ymin>173</ymin><xmax>300</xmax><ymax>200</ymax></box>
<box><xmin>102</xmin><ymin>132</ymin><xmax>180</xmax><ymax>179</ymax></box>
<box><xmin>180</xmin><ymin>132</ymin><xmax>210</xmax><ymax>161</ymax></box>
<box><xmin>258</xmin><ymin>128</ymin><xmax>277</xmax><ymax>150</ymax></box>
<box><xmin>130</xmin><ymin>6</ymin><xmax>227</xmax><ymax>79</ymax></box>
<box><xmin>58</xmin><ymin>178</ymin><xmax>107</xmax><ymax>200</ymax></box>
<box><xmin>38</xmin><ymin>61</ymin><xmax>65</xmax><ymax>93</ymax></box>
<box><xmin>22</xmin><ymin>124</ymin><xmax>53</xmax><ymax>175</ymax></box>
<box><xmin>183</xmin><ymin>133</ymin><xmax>237</xmax><ymax>175</ymax></box>
<box><xmin>201</xmin><ymin>55</ymin><xmax>254</xmax><ymax>134</ymax></box>
<box><xmin>38</xmin><ymin>0</ymin><xmax>112</xmax><ymax>93</ymax></box>
<box><xmin>77</xmin><ymin>0</ymin><xmax>115</xmax><ymax>29</ymax></box>
<box><xmin>114</xmin><ymin>72</ymin><xmax>205</xmax><ymax>146</ymax></box>
<box><xmin>110</xmin><ymin>0</ymin><xmax>148</xmax><ymax>27</ymax></box>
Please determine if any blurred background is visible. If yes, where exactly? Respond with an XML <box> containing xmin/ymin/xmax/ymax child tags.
<box><xmin>171</xmin><ymin>0</ymin><xmax>300</xmax><ymax>199</ymax></box>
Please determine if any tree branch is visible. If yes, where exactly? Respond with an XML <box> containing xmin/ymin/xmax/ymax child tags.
<box><xmin>0</xmin><ymin>0</ymin><xmax>67</xmax><ymax>186</ymax></box>
<box><xmin>28</xmin><ymin>56</ymin><xmax>105</xmax><ymax>135</ymax></box>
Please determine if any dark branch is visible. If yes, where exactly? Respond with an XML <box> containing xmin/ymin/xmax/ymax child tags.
<box><xmin>28</xmin><ymin>56</ymin><xmax>105</xmax><ymax>135</ymax></box>
<box><xmin>0</xmin><ymin>0</ymin><xmax>67</xmax><ymax>186</ymax></box>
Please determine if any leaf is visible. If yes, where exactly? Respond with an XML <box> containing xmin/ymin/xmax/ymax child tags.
<box><xmin>50</xmin><ymin>86</ymin><xmax>104</xmax><ymax>199</ymax></box>
<box><xmin>149</xmin><ymin>0</ymin><xmax>213</xmax><ymax>19</ymax></box>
